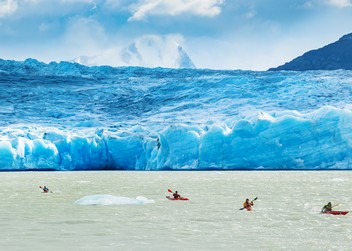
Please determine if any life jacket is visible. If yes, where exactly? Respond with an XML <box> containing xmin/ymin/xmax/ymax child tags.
<box><xmin>243</xmin><ymin>201</ymin><xmax>253</xmax><ymax>208</ymax></box>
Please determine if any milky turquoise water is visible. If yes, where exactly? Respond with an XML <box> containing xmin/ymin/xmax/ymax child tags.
<box><xmin>0</xmin><ymin>171</ymin><xmax>351</xmax><ymax>250</ymax></box>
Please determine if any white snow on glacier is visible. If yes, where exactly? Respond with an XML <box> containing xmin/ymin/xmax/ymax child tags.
<box><xmin>0</xmin><ymin>58</ymin><xmax>352</xmax><ymax>170</ymax></box>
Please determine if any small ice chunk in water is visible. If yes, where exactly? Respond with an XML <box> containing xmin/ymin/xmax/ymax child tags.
<box><xmin>74</xmin><ymin>194</ymin><xmax>155</xmax><ymax>205</ymax></box>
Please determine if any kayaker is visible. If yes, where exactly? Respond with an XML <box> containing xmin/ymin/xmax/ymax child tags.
<box><xmin>42</xmin><ymin>186</ymin><xmax>50</xmax><ymax>193</ymax></box>
<box><xmin>173</xmin><ymin>191</ymin><xmax>181</xmax><ymax>199</ymax></box>
<box><xmin>321</xmin><ymin>202</ymin><xmax>333</xmax><ymax>213</ymax></box>
<box><xmin>243</xmin><ymin>198</ymin><xmax>254</xmax><ymax>210</ymax></box>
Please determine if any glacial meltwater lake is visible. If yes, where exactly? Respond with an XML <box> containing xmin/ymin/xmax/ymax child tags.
<box><xmin>0</xmin><ymin>171</ymin><xmax>351</xmax><ymax>250</ymax></box>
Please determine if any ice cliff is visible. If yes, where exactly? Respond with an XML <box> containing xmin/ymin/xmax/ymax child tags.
<box><xmin>1</xmin><ymin>59</ymin><xmax>352</xmax><ymax>170</ymax></box>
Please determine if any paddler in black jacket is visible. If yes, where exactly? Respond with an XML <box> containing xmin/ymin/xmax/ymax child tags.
<box><xmin>173</xmin><ymin>191</ymin><xmax>181</xmax><ymax>199</ymax></box>
<box><xmin>321</xmin><ymin>202</ymin><xmax>332</xmax><ymax>213</ymax></box>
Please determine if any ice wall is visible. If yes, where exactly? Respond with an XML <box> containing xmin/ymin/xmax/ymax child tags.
<box><xmin>1</xmin><ymin>106</ymin><xmax>351</xmax><ymax>170</ymax></box>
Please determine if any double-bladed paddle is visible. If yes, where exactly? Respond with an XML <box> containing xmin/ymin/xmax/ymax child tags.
<box><xmin>239</xmin><ymin>197</ymin><xmax>258</xmax><ymax>210</ymax></box>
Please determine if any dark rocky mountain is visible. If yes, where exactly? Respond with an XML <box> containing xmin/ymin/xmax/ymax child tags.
<box><xmin>269</xmin><ymin>33</ymin><xmax>352</xmax><ymax>71</ymax></box>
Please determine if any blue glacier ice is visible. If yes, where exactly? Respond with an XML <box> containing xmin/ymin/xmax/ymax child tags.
<box><xmin>0</xmin><ymin>58</ymin><xmax>352</xmax><ymax>170</ymax></box>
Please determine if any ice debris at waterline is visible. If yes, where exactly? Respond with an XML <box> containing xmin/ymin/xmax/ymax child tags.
<box><xmin>1</xmin><ymin>59</ymin><xmax>352</xmax><ymax>170</ymax></box>
<box><xmin>74</xmin><ymin>195</ymin><xmax>155</xmax><ymax>206</ymax></box>
<box><xmin>0</xmin><ymin>106</ymin><xmax>352</xmax><ymax>170</ymax></box>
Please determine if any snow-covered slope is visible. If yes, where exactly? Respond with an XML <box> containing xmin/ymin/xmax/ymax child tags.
<box><xmin>1</xmin><ymin>58</ymin><xmax>352</xmax><ymax>170</ymax></box>
<box><xmin>120</xmin><ymin>40</ymin><xmax>195</xmax><ymax>69</ymax></box>
<box><xmin>72</xmin><ymin>35</ymin><xmax>195</xmax><ymax>69</ymax></box>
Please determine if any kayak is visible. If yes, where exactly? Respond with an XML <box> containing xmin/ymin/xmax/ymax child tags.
<box><xmin>239</xmin><ymin>206</ymin><xmax>253</xmax><ymax>211</ymax></box>
<box><xmin>166</xmin><ymin>196</ymin><xmax>189</xmax><ymax>201</ymax></box>
<box><xmin>323</xmin><ymin>211</ymin><xmax>349</xmax><ymax>215</ymax></box>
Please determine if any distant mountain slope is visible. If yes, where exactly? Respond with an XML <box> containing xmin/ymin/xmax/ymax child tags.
<box><xmin>269</xmin><ymin>33</ymin><xmax>352</xmax><ymax>71</ymax></box>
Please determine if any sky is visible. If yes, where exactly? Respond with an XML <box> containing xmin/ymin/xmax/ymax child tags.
<box><xmin>0</xmin><ymin>0</ymin><xmax>351</xmax><ymax>70</ymax></box>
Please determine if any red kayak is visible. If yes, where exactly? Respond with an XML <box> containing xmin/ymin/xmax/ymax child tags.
<box><xmin>166</xmin><ymin>196</ymin><xmax>189</xmax><ymax>201</ymax></box>
<box><xmin>246</xmin><ymin>206</ymin><xmax>252</xmax><ymax>211</ymax></box>
<box><xmin>323</xmin><ymin>211</ymin><xmax>349</xmax><ymax>215</ymax></box>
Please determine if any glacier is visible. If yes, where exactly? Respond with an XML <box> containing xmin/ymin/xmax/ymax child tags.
<box><xmin>1</xmin><ymin>58</ymin><xmax>352</xmax><ymax>170</ymax></box>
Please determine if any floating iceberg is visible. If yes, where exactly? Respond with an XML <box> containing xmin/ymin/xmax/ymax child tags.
<box><xmin>74</xmin><ymin>195</ymin><xmax>155</xmax><ymax>206</ymax></box>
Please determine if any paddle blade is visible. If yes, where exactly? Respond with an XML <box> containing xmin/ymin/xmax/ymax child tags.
<box><xmin>253</xmin><ymin>197</ymin><xmax>258</xmax><ymax>201</ymax></box>
<box><xmin>168</xmin><ymin>189</ymin><xmax>173</xmax><ymax>193</ymax></box>
<box><xmin>239</xmin><ymin>207</ymin><xmax>245</xmax><ymax>210</ymax></box>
